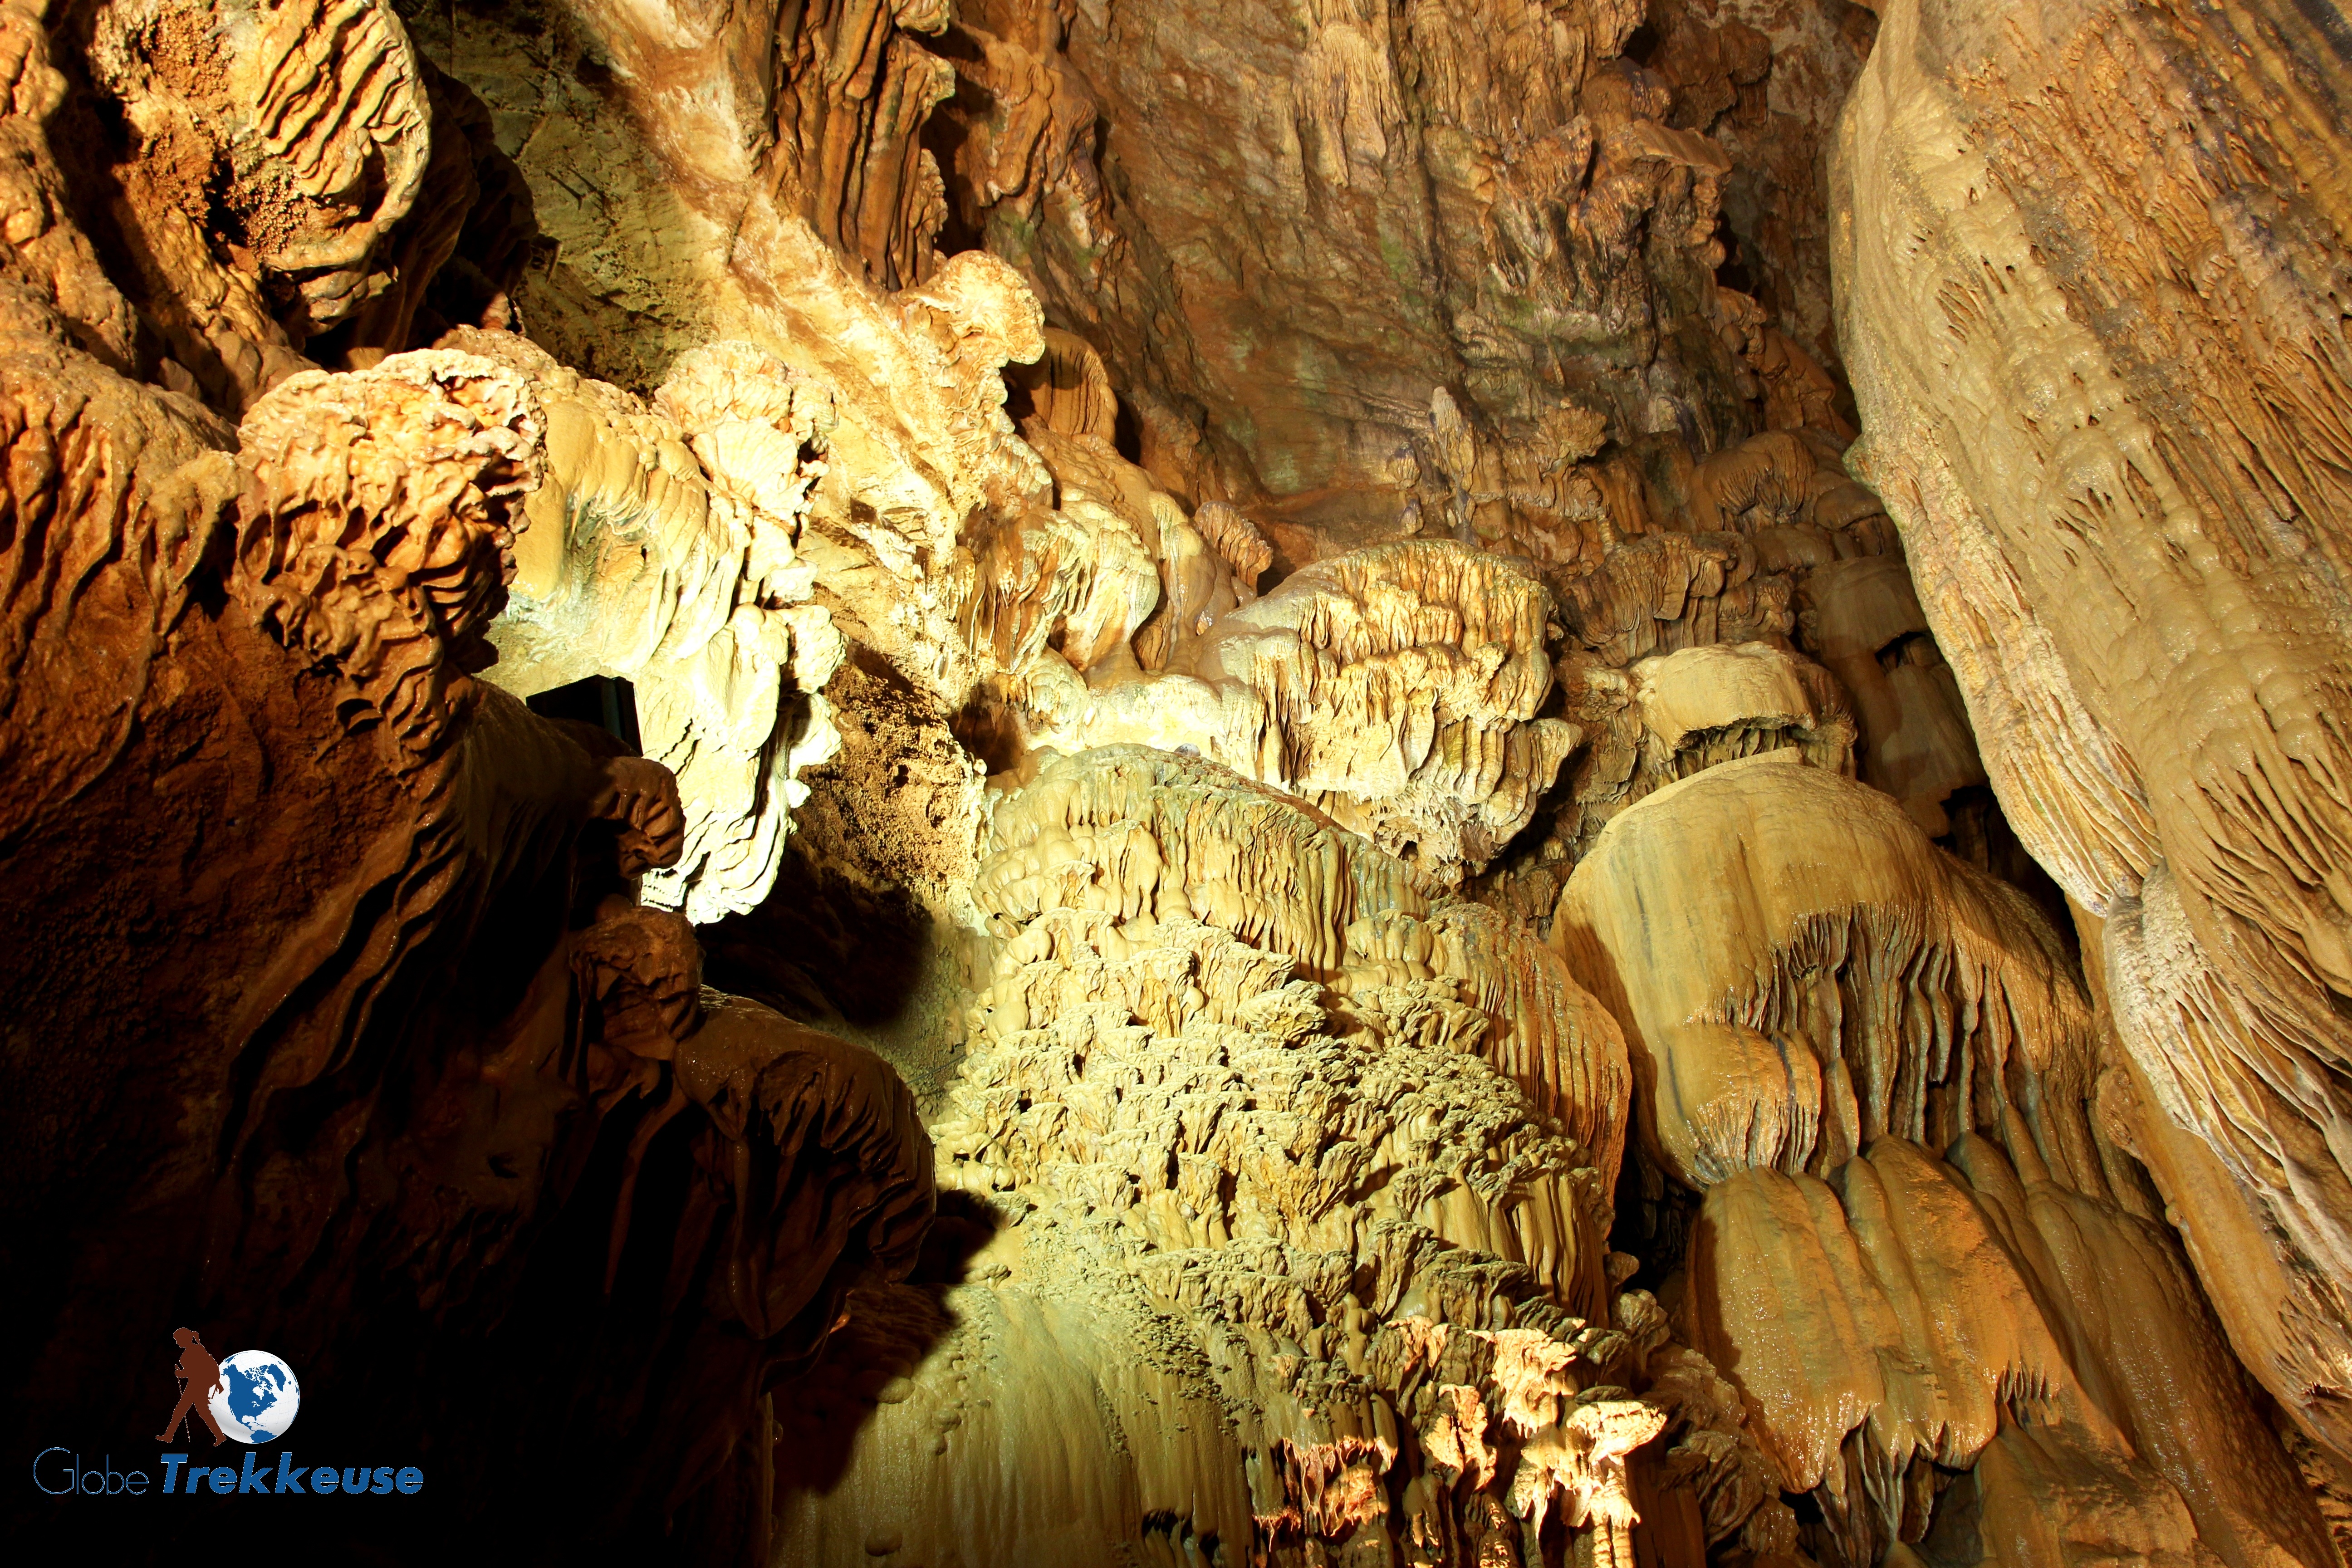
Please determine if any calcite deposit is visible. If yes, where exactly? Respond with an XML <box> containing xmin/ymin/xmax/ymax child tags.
<box><xmin>5</xmin><ymin>0</ymin><xmax>2351</xmax><ymax>1564</ymax></box>
<box><xmin>1835</xmin><ymin>0</ymin><xmax>2352</xmax><ymax>1474</ymax></box>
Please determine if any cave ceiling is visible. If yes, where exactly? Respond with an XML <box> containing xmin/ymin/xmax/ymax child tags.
<box><xmin>7</xmin><ymin>0</ymin><xmax>2352</xmax><ymax>1565</ymax></box>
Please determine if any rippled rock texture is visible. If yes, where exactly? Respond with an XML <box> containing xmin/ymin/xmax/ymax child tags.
<box><xmin>1837</xmin><ymin>0</ymin><xmax>2352</xmax><ymax>1479</ymax></box>
<box><xmin>5</xmin><ymin>0</ymin><xmax>2351</xmax><ymax>1564</ymax></box>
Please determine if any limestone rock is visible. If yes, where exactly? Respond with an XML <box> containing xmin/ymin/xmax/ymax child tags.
<box><xmin>932</xmin><ymin>0</ymin><xmax>1764</xmax><ymax>542</ymax></box>
<box><xmin>977</xmin><ymin>442</ymin><xmax>1579</xmax><ymax>878</ymax></box>
<box><xmin>10</xmin><ymin>0</ymin><xmax>2350</xmax><ymax>1558</ymax></box>
<box><xmin>231</xmin><ymin>347</ymin><xmax>543</xmax><ymax>769</ymax></box>
<box><xmin>1190</xmin><ymin>542</ymin><xmax>1577</xmax><ymax>878</ymax></box>
<box><xmin>1554</xmin><ymin>752</ymin><xmax>2107</xmax><ymax>1197</ymax></box>
<box><xmin>781</xmin><ymin>746</ymin><xmax>1798</xmax><ymax>1563</ymax></box>
<box><xmin>466</xmin><ymin>328</ymin><xmax>848</xmax><ymax>923</ymax></box>
<box><xmin>1687</xmin><ymin>1136</ymin><xmax>2332</xmax><ymax>1568</ymax></box>
<box><xmin>0</xmin><ymin>15</ymin><xmax>938</xmax><ymax>1546</ymax></box>
<box><xmin>1835</xmin><ymin>0</ymin><xmax>2352</xmax><ymax>1457</ymax></box>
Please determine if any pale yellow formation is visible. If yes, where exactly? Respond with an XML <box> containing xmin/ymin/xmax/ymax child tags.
<box><xmin>774</xmin><ymin>747</ymin><xmax>1802</xmax><ymax>1563</ymax></box>
<box><xmin>1554</xmin><ymin>753</ymin><xmax>2106</xmax><ymax>1195</ymax></box>
<box><xmin>1544</xmin><ymin>640</ymin><xmax>1855</xmax><ymax>870</ymax></box>
<box><xmin>1558</xmin><ymin>741</ymin><xmax>2335</xmax><ymax>1564</ymax></box>
<box><xmin>1194</xmin><ymin>543</ymin><xmax>1577</xmax><ymax>878</ymax></box>
<box><xmin>1835</xmin><ymin>0</ymin><xmax>2352</xmax><ymax>1455</ymax></box>
<box><xmin>975</xmin><ymin>435</ymin><xmax>1576</xmax><ymax>880</ymax></box>
<box><xmin>1475</xmin><ymin>425</ymin><xmax>1947</xmax><ymax>927</ymax></box>
<box><xmin>1689</xmin><ymin>1136</ymin><xmax>2331</xmax><ymax>1568</ymax></box>
<box><xmin>467</xmin><ymin>330</ymin><xmax>845</xmax><ymax>925</ymax></box>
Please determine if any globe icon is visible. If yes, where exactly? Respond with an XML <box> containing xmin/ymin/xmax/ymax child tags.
<box><xmin>206</xmin><ymin>1351</ymin><xmax>300</xmax><ymax>1444</ymax></box>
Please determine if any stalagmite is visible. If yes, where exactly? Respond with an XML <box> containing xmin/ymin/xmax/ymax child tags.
<box><xmin>10</xmin><ymin>0</ymin><xmax>2352</xmax><ymax>1561</ymax></box>
<box><xmin>1834</xmin><ymin>0</ymin><xmax>2352</xmax><ymax>1460</ymax></box>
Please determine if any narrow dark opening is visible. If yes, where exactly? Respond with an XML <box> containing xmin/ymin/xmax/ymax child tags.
<box><xmin>1113</xmin><ymin>396</ymin><xmax>1144</xmax><ymax>464</ymax></box>
<box><xmin>528</xmin><ymin>675</ymin><xmax>642</xmax><ymax>754</ymax></box>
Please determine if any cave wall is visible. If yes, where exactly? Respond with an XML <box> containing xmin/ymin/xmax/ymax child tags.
<box><xmin>1834</xmin><ymin>0</ymin><xmax>2352</xmax><ymax>1468</ymax></box>
<box><xmin>4</xmin><ymin>0</ymin><xmax>2351</xmax><ymax>1564</ymax></box>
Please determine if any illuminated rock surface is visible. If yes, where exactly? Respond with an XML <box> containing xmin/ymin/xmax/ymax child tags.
<box><xmin>2</xmin><ymin>0</ymin><xmax>2348</xmax><ymax>1564</ymax></box>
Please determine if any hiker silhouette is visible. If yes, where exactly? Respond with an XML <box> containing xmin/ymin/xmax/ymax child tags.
<box><xmin>157</xmin><ymin>1328</ymin><xmax>227</xmax><ymax>1446</ymax></box>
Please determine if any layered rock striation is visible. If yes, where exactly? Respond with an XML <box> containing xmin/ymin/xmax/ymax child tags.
<box><xmin>6</xmin><ymin>0</ymin><xmax>2352</xmax><ymax>1564</ymax></box>
<box><xmin>1836</xmin><ymin>0</ymin><xmax>2352</xmax><ymax>1469</ymax></box>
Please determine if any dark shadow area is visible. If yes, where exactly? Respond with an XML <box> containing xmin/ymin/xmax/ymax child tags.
<box><xmin>699</xmin><ymin>649</ymin><xmax>939</xmax><ymax>1029</ymax></box>
<box><xmin>703</xmin><ymin>842</ymin><xmax>941</xmax><ymax>1034</ymax></box>
<box><xmin>1610</xmin><ymin>1151</ymin><xmax>1700</xmax><ymax>1295</ymax></box>
<box><xmin>1113</xmin><ymin>392</ymin><xmax>1146</xmax><ymax>465</ymax></box>
<box><xmin>770</xmin><ymin>1191</ymin><xmax>1000</xmax><ymax>1499</ymax></box>
<box><xmin>1940</xmin><ymin>784</ymin><xmax>2083</xmax><ymax>979</ymax></box>
<box><xmin>527</xmin><ymin>674</ymin><xmax>642</xmax><ymax>753</ymax></box>
<box><xmin>15</xmin><ymin>1040</ymin><xmax>922</xmax><ymax>1566</ymax></box>
<box><xmin>916</xmin><ymin>21</ymin><xmax>995</xmax><ymax>260</ymax></box>
<box><xmin>698</xmin><ymin>640</ymin><xmax>980</xmax><ymax>1114</ymax></box>
<box><xmin>949</xmin><ymin>686</ymin><xmax>1030</xmax><ymax>779</ymax></box>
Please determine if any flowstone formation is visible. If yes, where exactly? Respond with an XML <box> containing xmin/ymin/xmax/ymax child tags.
<box><xmin>7</xmin><ymin>0</ymin><xmax>2352</xmax><ymax>1565</ymax></box>
<box><xmin>1559</xmin><ymin>752</ymin><xmax>2332</xmax><ymax>1566</ymax></box>
<box><xmin>1835</xmin><ymin>0</ymin><xmax>2352</xmax><ymax>1480</ymax></box>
